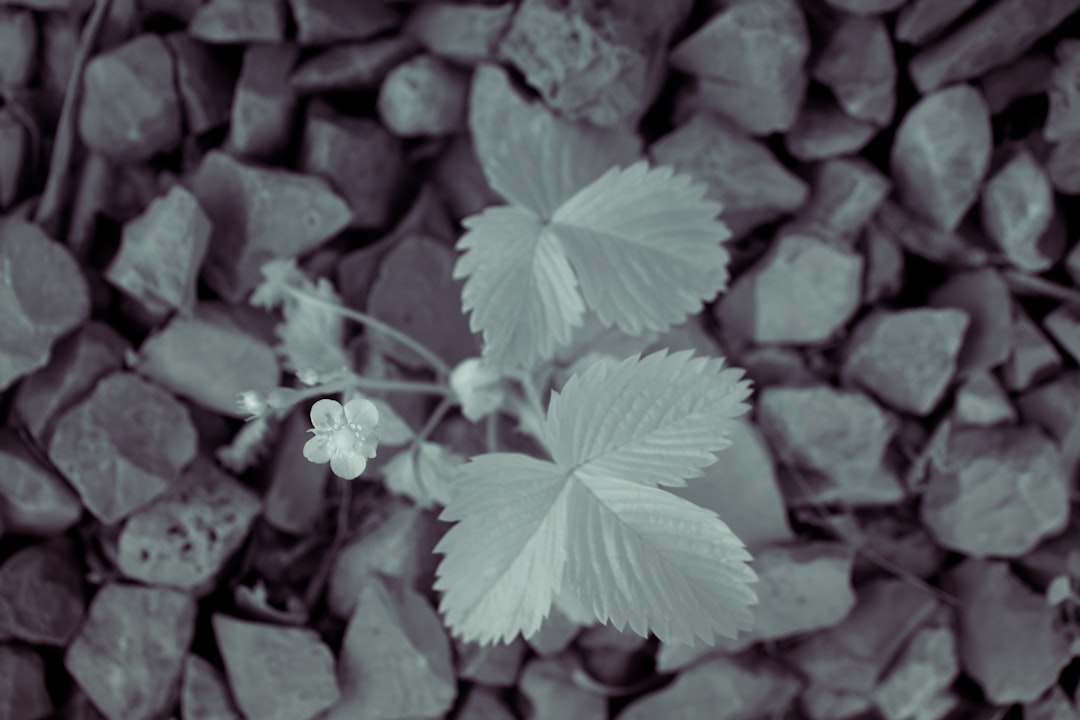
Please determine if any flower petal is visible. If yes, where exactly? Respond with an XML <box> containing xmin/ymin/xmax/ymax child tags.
<box><xmin>331</xmin><ymin>452</ymin><xmax>367</xmax><ymax>480</ymax></box>
<box><xmin>310</xmin><ymin>399</ymin><xmax>345</xmax><ymax>431</ymax></box>
<box><xmin>303</xmin><ymin>435</ymin><xmax>332</xmax><ymax>464</ymax></box>
<box><xmin>344</xmin><ymin>397</ymin><xmax>380</xmax><ymax>429</ymax></box>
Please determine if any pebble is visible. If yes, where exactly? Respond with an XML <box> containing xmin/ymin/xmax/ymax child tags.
<box><xmin>1046</xmin><ymin>39</ymin><xmax>1080</xmax><ymax>141</ymax></box>
<box><xmin>263</xmin><ymin>409</ymin><xmax>329</xmax><ymax>535</ymax></box>
<box><xmin>922</xmin><ymin>425</ymin><xmax>1068</xmax><ymax>557</ymax></box>
<box><xmin>0</xmin><ymin>539</ymin><xmax>84</xmax><ymax>646</ymax></box>
<box><xmin>0</xmin><ymin>8</ymin><xmax>35</xmax><ymax>88</ymax></box>
<box><xmin>896</xmin><ymin>0</ymin><xmax>979</xmax><ymax>45</ymax></box>
<box><xmin>214</xmin><ymin>615</ymin><xmax>340</xmax><ymax>720</ymax></box>
<box><xmin>78</xmin><ymin>34</ymin><xmax>180</xmax><ymax>162</ymax></box>
<box><xmin>458</xmin><ymin>688</ymin><xmax>516</xmax><ymax>720</ymax></box>
<box><xmin>226</xmin><ymin>43</ymin><xmax>299</xmax><ymax>160</ymax></box>
<box><xmin>909</xmin><ymin>0</ymin><xmax>1080</xmax><ymax>93</ymax></box>
<box><xmin>823</xmin><ymin>0</ymin><xmax>906</xmax><ymax>12</ymax></box>
<box><xmin>66</xmin><ymin>583</ymin><xmax>196</xmax><ymax>720</ymax></box>
<box><xmin>330</xmin><ymin>578</ymin><xmax>455</xmax><ymax>720</ymax></box>
<box><xmin>758</xmin><ymin>384</ymin><xmax>903</xmax><ymax>505</ymax></box>
<box><xmin>812</xmin><ymin>14</ymin><xmax>895</xmax><ymax>127</ymax></box>
<box><xmin>849</xmin><ymin>513</ymin><xmax>946</xmax><ymax>580</ymax></box>
<box><xmin>0</xmin><ymin>109</ymin><xmax>28</xmax><ymax>209</ymax></box>
<box><xmin>1026</xmin><ymin>687</ymin><xmax>1080</xmax><ymax>720</ymax></box>
<box><xmin>714</xmin><ymin>233</ymin><xmax>862</xmax><ymax>344</ymax></box>
<box><xmin>577</xmin><ymin>625</ymin><xmax>651</xmax><ymax>688</ymax></box>
<box><xmin>1048</xmin><ymin>135</ymin><xmax>1080</xmax><ymax>194</ymax></box>
<box><xmin>0</xmin><ymin>645</ymin><xmax>53</xmax><ymax>720</ymax></box>
<box><xmin>166</xmin><ymin>34</ymin><xmax>236</xmax><ymax>136</ymax></box>
<box><xmin>48</xmin><ymin>372</ymin><xmax>198</xmax><ymax>525</ymax></box>
<box><xmin>433</xmin><ymin>134</ymin><xmax>502</xmax><ymax>219</ymax></box>
<box><xmin>519</xmin><ymin>657</ymin><xmax>605</xmax><ymax>720</ymax></box>
<box><xmin>182</xmin><ymin>654</ymin><xmax>242</xmax><ymax>720</ymax></box>
<box><xmin>793</xmin><ymin>157</ymin><xmax>891</xmax><ymax>247</ymax></box>
<box><xmin>525</xmin><ymin>603</ymin><xmax>582</xmax><ymax>656</ymax></box>
<box><xmin>738</xmin><ymin>346</ymin><xmax>817</xmax><ymax>389</ymax></box>
<box><xmin>287</xmin><ymin>0</ymin><xmax>398</xmax><ymax>46</ymax></box>
<box><xmin>299</xmin><ymin>102</ymin><xmax>408</xmax><ymax>229</ymax></box>
<box><xmin>669</xmin><ymin>0</ymin><xmax>809</xmax><ymax>135</ymax></box>
<box><xmin>106</xmin><ymin>185</ymin><xmax>211</xmax><ymax>320</ymax></box>
<box><xmin>405</xmin><ymin>2</ymin><xmax>513</xmax><ymax>65</ymax></box>
<box><xmin>290</xmin><ymin>37</ymin><xmax>417</xmax><ymax>94</ymax></box>
<box><xmin>869</xmin><ymin>199</ymin><xmax>989</xmax><ymax>267</ymax></box>
<box><xmin>189</xmin><ymin>150</ymin><xmax>351</xmax><ymax>302</ymax></box>
<box><xmin>618</xmin><ymin>655</ymin><xmax>801</xmax><ymax>720</ymax></box>
<box><xmin>785</xmin><ymin>94</ymin><xmax>878</xmax><ymax>161</ymax></box>
<box><xmin>980</xmin><ymin>150</ymin><xmax>1060</xmax><ymax>272</ymax></box>
<box><xmin>456</xmin><ymin>636</ymin><xmax>527</xmax><ymax>687</ymax></box>
<box><xmin>377</xmin><ymin>54</ymin><xmax>468</xmax><ymax>137</ymax></box>
<box><xmin>951</xmin><ymin>560</ymin><xmax>1071</xmax><ymax>704</ymax></box>
<box><xmin>1016</xmin><ymin>372</ymin><xmax>1080</xmax><ymax>470</ymax></box>
<box><xmin>953</xmin><ymin>371</ymin><xmax>1016</xmax><ymax>426</ymax></box>
<box><xmin>890</xmin><ymin>84</ymin><xmax>991</xmax><ymax>231</ymax></box>
<box><xmin>0</xmin><ymin>431</ymin><xmax>82</xmax><ymax>535</ymax></box>
<box><xmin>1043</xmin><ymin>305</ymin><xmax>1080</xmax><ymax>365</ymax></box>
<box><xmin>1068</xmin><ymin>241</ymin><xmax>1080</xmax><ymax>287</ymax></box>
<box><xmin>654</xmin><ymin>113</ymin><xmax>807</xmax><ymax>238</ymax></box>
<box><xmin>979</xmin><ymin>51</ymin><xmax>1054</xmax><ymax>114</ymax></box>
<box><xmin>189</xmin><ymin>0</ymin><xmax>285</xmax><ymax>43</ymax></box>
<box><xmin>872</xmin><ymin>623</ymin><xmax>959</xmax><ymax>720</ymax></box>
<box><xmin>928</xmin><ymin>268</ymin><xmax>1013</xmax><ymax>378</ymax></box>
<box><xmin>861</xmin><ymin>222</ymin><xmax>905</xmax><ymax>304</ymax></box>
<box><xmin>842</xmin><ymin>308</ymin><xmax>969</xmax><ymax>416</ymax></box>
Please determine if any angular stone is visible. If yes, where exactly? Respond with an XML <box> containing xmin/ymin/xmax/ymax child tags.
<box><xmin>928</xmin><ymin>268</ymin><xmax>1013</xmax><ymax>378</ymax></box>
<box><xmin>813</xmin><ymin>15</ymin><xmax>895</xmax><ymax>126</ymax></box>
<box><xmin>0</xmin><ymin>109</ymin><xmax>28</xmax><ymax>210</ymax></box>
<box><xmin>896</xmin><ymin>0</ymin><xmax>979</xmax><ymax>45</ymax></box>
<box><xmin>785</xmin><ymin>94</ymin><xmax>878</xmax><ymax>161</ymax></box>
<box><xmin>190</xmin><ymin>151</ymin><xmax>351</xmax><ymax>302</ymax></box>
<box><xmin>300</xmin><ymin>103</ymin><xmax>407</xmax><ymax>229</ymax></box>
<box><xmin>519</xmin><ymin>657</ymin><xmax>605</xmax><ymax>720</ymax></box>
<box><xmin>981</xmin><ymin>150</ymin><xmax>1060</xmax><ymax>272</ymax></box>
<box><xmin>290</xmin><ymin>37</ymin><xmax>417</xmax><ymax>94</ymax></box>
<box><xmin>215</xmin><ymin>615</ymin><xmax>339</xmax><ymax>720</ymax></box>
<box><xmin>979</xmin><ymin>51</ymin><xmax>1054</xmax><ymax>114</ymax></box>
<box><xmin>1047</xmin><ymin>39</ymin><xmax>1080</xmax><ymax>141</ymax></box>
<box><xmin>0</xmin><ymin>431</ymin><xmax>82</xmax><ymax>535</ymax></box>
<box><xmin>1042</xmin><ymin>305</ymin><xmax>1080</xmax><ymax>367</ymax></box>
<box><xmin>182</xmin><ymin>654</ymin><xmax>242</xmax><ymax>720</ymax></box>
<box><xmin>1017</xmin><ymin>372</ymin><xmax>1080</xmax><ymax>479</ymax></box>
<box><xmin>715</xmin><ymin>233</ymin><xmax>861</xmax><ymax>344</ymax></box>
<box><xmin>758</xmin><ymin>385</ymin><xmax>902</xmax><ymax>505</ymax></box>
<box><xmin>525</xmin><ymin>603</ymin><xmax>582</xmax><ymax>657</ymax></box>
<box><xmin>847</xmin><ymin>513</ymin><xmax>945</xmax><ymax>580</ymax></box>
<box><xmin>954</xmin><ymin>371</ymin><xmax>1016</xmax><ymax>426</ymax></box>
<box><xmin>226</xmin><ymin>43</ymin><xmax>299</xmax><ymax>160</ymax></box>
<box><xmin>166</xmin><ymin>34</ymin><xmax>235</xmax><ymax>136</ymax></box>
<box><xmin>824</xmin><ymin>0</ymin><xmax>906</xmax><ymax>12</ymax></box>
<box><xmin>0</xmin><ymin>8</ymin><xmax>35</xmax><ymax>88</ymax></box>
<box><xmin>0</xmin><ymin>538</ymin><xmax>84</xmax><ymax>646</ymax></box>
<box><xmin>910</xmin><ymin>0</ymin><xmax>1080</xmax><ymax>93</ymax></box>
<box><xmin>0</xmin><ymin>645</ymin><xmax>53</xmax><ymax>720</ymax></box>
<box><xmin>66</xmin><ymin>584</ymin><xmax>196</xmax><ymax>720</ymax></box>
<box><xmin>433</xmin><ymin>134</ymin><xmax>501</xmax><ymax>219</ymax></box>
<box><xmin>922</xmin><ymin>425</ymin><xmax>1068</xmax><ymax>557</ymax></box>
<box><xmin>1068</xmin><ymin>241</ymin><xmax>1080</xmax><ymax>288</ymax></box>
<box><xmin>48</xmin><ymin>372</ymin><xmax>198</xmax><ymax>525</ymax></box>
<box><xmin>652</xmin><ymin>113</ymin><xmax>807</xmax><ymax>238</ymax></box>
<box><xmin>1048</xmin><ymin>135</ymin><xmax>1080</xmax><ymax>194</ymax></box>
<box><xmin>842</xmin><ymin>309</ymin><xmax>969</xmax><ymax>416</ymax></box>
<box><xmin>1005</xmin><ymin>310</ymin><xmax>1064</xmax><ymax>391</ymax></box>
<box><xmin>793</xmin><ymin>157</ymin><xmax>890</xmax><ymax>247</ymax></box>
<box><xmin>456</xmin><ymin>636</ymin><xmax>527</xmax><ymax>687</ymax></box>
<box><xmin>0</xmin><ymin>219</ymin><xmax>90</xmax><ymax>391</ymax></box>
<box><xmin>189</xmin><ymin>0</ymin><xmax>285</xmax><ymax>43</ymax></box>
<box><xmin>869</xmin><ymin>200</ymin><xmax>989</xmax><ymax>267</ymax></box>
<box><xmin>329</xmin><ymin>578</ymin><xmax>454</xmax><ymax>720</ymax></box>
<box><xmin>579</xmin><ymin>625</ymin><xmax>662</xmax><ymax>689</ymax></box>
<box><xmin>78</xmin><ymin>34</ymin><xmax>180</xmax><ymax>162</ymax></box>
<box><xmin>669</xmin><ymin>0</ymin><xmax>809</xmax><ymax>135</ymax></box>
<box><xmin>287</xmin><ymin>0</ymin><xmax>398</xmax><ymax>46</ymax></box>
<box><xmin>951</xmin><ymin>560</ymin><xmax>1071</xmax><ymax>704</ymax></box>
<box><xmin>458</xmin><ymin>688</ymin><xmax>516</xmax><ymax>720</ymax></box>
<box><xmin>378</xmin><ymin>54</ymin><xmax>468</xmax><ymax>137</ymax></box>
<box><xmin>106</xmin><ymin>185</ymin><xmax>210</xmax><ymax>320</ymax></box>
<box><xmin>890</xmin><ymin>85</ymin><xmax>991</xmax><ymax>231</ymax></box>
<box><xmin>406</xmin><ymin>2</ymin><xmax>513</xmax><ymax>65</ymax></box>
<box><xmin>263</xmin><ymin>409</ymin><xmax>329</xmax><ymax>535</ymax></box>
<box><xmin>873</xmin><ymin>623</ymin><xmax>959</xmax><ymax>720</ymax></box>
<box><xmin>1026</xmin><ymin>687</ymin><xmax>1080</xmax><ymax>720</ymax></box>
<box><xmin>861</xmin><ymin>222</ymin><xmax>905</xmax><ymax>304</ymax></box>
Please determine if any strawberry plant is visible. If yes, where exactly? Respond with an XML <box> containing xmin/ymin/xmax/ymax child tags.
<box><xmin>239</xmin><ymin>103</ymin><xmax>759</xmax><ymax>647</ymax></box>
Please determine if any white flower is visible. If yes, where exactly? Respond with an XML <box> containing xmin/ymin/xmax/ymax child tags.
<box><xmin>303</xmin><ymin>398</ymin><xmax>380</xmax><ymax>480</ymax></box>
<box><xmin>450</xmin><ymin>357</ymin><xmax>505</xmax><ymax>422</ymax></box>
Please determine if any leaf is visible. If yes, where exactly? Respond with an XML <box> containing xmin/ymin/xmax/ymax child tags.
<box><xmin>383</xmin><ymin>442</ymin><xmax>464</xmax><ymax>509</ymax></box>
<box><xmin>275</xmin><ymin>277</ymin><xmax>350</xmax><ymax>376</ymax></box>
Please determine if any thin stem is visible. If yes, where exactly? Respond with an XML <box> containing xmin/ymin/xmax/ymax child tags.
<box><xmin>350</xmin><ymin>375</ymin><xmax>450</xmax><ymax>397</ymax></box>
<box><xmin>414</xmin><ymin>396</ymin><xmax>455</xmax><ymax>447</ymax></box>
<box><xmin>485</xmin><ymin>412</ymin><xmax>498</xmax><ymax>453</ymax></box>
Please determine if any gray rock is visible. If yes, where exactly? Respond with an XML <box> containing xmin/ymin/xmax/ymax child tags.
<box><xmin>189</xmin><ymin>0</ymin><xmax>286</xmax><ymax>43</ymax></box>
<box><xmin>869</xmin><ymin>199</ymin><xmax>989</xmax><ymax>267</ymax></box>
<box><xmin>785</xmin><ymin>95</ymin><xmax>878</xmax><ymax>161</ymax></box>
<box><xmin>0</xmin><ymin>645</ymin><xmax>52</xmax><ymax>720</ymax></box>
<box><xmin>928</xmin><ymin>268</ymin><xmax>1013</xmax><ymax>378</ymax></box>
<box><xmin>525</xmin><ymin>604</ymin><xmax>582</xmax><ymax>657</ymax></box>
<box><xmin>290</xmin><ymin>37</ymin><xmax>417</xmax><ymax>94</ymax></box>
<box><xmin>792</xmin><ymin>157</ymin><xmax>890</xmax><ymax>247</ymax></box>
<box><xmin>65</xmin><ymin>583</ymin><xmax>196</xmax><ymax>720</ymax></box>
<box><xmin>981</xmin><ymin>150</ymin><xmax>1060</xmax><ymax>272</ymax></box>
<box><xmin>1004</xmin><ymin>309</ymin><xmax>1063</xmax><ymax>391</ymax></box>
<box><xmin>378</xmin><ymin>54</ymin><xmax>468</xmax><ymax>137</ymax></box>
<box><xmin>896</xmin><ymin>0</ymin><xmax>979</xmax><ymax>45</ymax></box>
<box><xmin>226</xmin><ymin>43</ymin><xmax>299</xmax><ymax>160</ymax></box>
<box><xmin>1025</xmin><ymin>687</ymin><xmax>1080</xmax><ymax>720</ymax></box>
<box><xmin>405</xmin><ymin>2</ymin><xmax>513</xmax><ymax>65</ymax></box>
<box><xmin>861</xmin><ymin>221</ymin><xmax>905</xmax><ymax>304</ymax></box>
<box><xmin>1043</xmin><ymin>305</ymin><xmax>1080</xmax><ymax>365</ymax></box>
<box><xmin>287</xmin><ymin>0</ymin><xmax>398</xmax><ymax>46</ymax></box>
<box><xmin>458</xmin><ymin>688</ymin><xmax>516</xmax><ymax>720</ymax></box>
<box><xmin>520</xmin><ymin>657</ymin><xmax>605</xmax><ymax>720</ymax></box>
<box><xmin>0</xmin><ymin>538</ymin><xmax>84</xmax><ymax>646</ymax></box>
<box><xmin>1048</xmin><ymin>135</ymin><xmax>1080</xmax><ymax>194</ymax></box>
<box><xmin>812</xmin><ymin>14</ymin><xmax>895</xmax><ymax>126</ymax></box>
<box><xmin>872</xmin><ymin>623</ymin><xmax>959</xmax><ymax>720</ymax></box>
<box><xmin>0</xmin><ymin>8</ymin><xmax>35</xmax><ymax>88</ymax></box>
<box><xmin>1016</xmin><ymin>371</ymin><xmax>1080</xmax><ymax>475</ymax></box>
<box><xmin>979</xmin><ymin>51</ymin><xmax>1054</xmax><ymax>114</ymax></box>
<box><xmin>823</xmin><ymin>0</ymin><xmax>906</xmax><ymax>12</ymax></box>
<box><xmin>181</xmin><ymin>654</ymin><xmax>242</xmax><ymax>720</ymax></box>
<box><xmin>166</xmin><ymin>34</ymin><xmax>236</xmax><ymax>136</ymax></box>
<box><xmin>0</xmin><ymin>431</ymin><xmax>82</xmax><ymax>535</ymax></box>
<box><xmin>433</xmin><ymin>134</ymin><xmax>502</xmax><ymax>220</ymax></box>
<box><xmin>842</xmin><ymin>308</ymin><xmax>969</xmax><ymax>415</ymax></box>
<box><xmin>890</xmin><ymin>85</ymin><xmax>991</xmax><ymax>231</ymax></box>
<box><xmin>1047</xmin><ymin>39</ymin><xmax>1080</xmax><ymax>141</ymax></box>
<box><xmin>953</xmin><ymin>371</ymin><xmax>1016</xmax><ymax>426</ymax></box>
<box><xmin>263</xmin><ymin>409</ymin><xmax>329</xmax><ymax>535</ymax></box>
<box><xmin>0</xmin><ymin>108</ymin><xmax>28</xmax><ymax>209</ymax></box>
<box><xmin>1068</xmin><ymin>238</ymin><xmax>1080</xmax><ymax>287</ymax></box>
<box><xmin>456</xmin><ymin>636</ymin><xmax>527</xmax><ymax>687</ymax></box>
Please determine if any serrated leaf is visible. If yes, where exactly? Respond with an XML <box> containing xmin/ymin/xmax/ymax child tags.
<box><xmin>275</xmin><ymin>278</ymin><xmax>350</xmax><ymax>376</ymax></box>
<box><xmin>454</xmin><ymin>206</ymin><xmax>585</xmax><ymax>370</ymax></box>
<box><xmin>551</xmin><ymin>163</ymin><xmax>730</xmax><ymax>336</ymax></box>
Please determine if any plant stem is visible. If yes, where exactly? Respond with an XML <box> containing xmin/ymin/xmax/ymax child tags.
<box><xmin>486</xmin><ymin>412</ymin><xmax>498</xmax><ymax>453</ymax></box>
<box><xmin>414</xmin><ymin>396</ymin><xmax>455</xmax><ymax>447</ymax></box>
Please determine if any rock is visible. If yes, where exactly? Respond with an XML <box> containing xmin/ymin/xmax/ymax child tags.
<box><xmin>166</xmin><ymin>34</ymin><xmax>235</xmax><ymax>136</ymax></box>
<box><xmin>922</xmin><ymin>425</ymin><xmax>1068</xmax><ymax>557</ymax></box>
<box><xmin>0</xmin><ymin>645</ymin><xmax>53</xmax><ymax>720</ymax></box>
<box><xmin>812</xmin><ymin>14</ymin><xmax>895</xmax><ymax>126</ymax></box>
<box><xmin>715</xmin><ymin>233</ymin><xmax>862</xmax><ymax>344</ymax></box>
<box><xmin>909</xmin><ymin>0</ymin><xmax>1080</xmax><ymax>93</ymax></box>
<box><xmin>738</xmin><ymin>346</ymin><xmax>816</xmax><ymax>389</ymax></box>
<box><xmin>0</xmin><ymin>431</ymin><xmax>82</xmax><ymax>535</ymax></box>
<box><xmin>869</xmin><ymin>199</ymin><xmax>988</xmax><ymax>267</ymax></box>
<box><xmin>0</xmin><ymin>109</ymin><xmax>28</xmax><ymax>209</ymax></box>
<box><xmin>214</xmin><ymin>615</ymin><xmax>339</xmax><ymax>720</ymax></box>
<box><xmin>1047</xmin><ymin>39</ymin><xmax>1080</xmax><ymax>141</ymax></box>
<box><xmin>618</xmin><ymin>654</ymin><xmax>801</xmax><ymax>720</ymax></box>
<box><xmin>980</xmin><ymin>51</ymin><xmax>1054</xmax><ymax>114</ymax></box>
<box><xmin>0</xmin><ymin>8</ymin><xmax>35</xmax><ymax>88</ymax></box>
<box><xmin>980</xmin><ymin>150</ymin><xmax>1060</xmax><ymax>271</ymax></box>
<box><xmin>823</xmin><ymin>0</ymin><xmax>906</xmax><ymax>12</ymax></box>
<box><xmin>758</xmin><ymin>385</ymin><xmax>902</xmax><ymax>505</ymax></box>
<box><xmin>1069</xmin><ymin>241</ymin><xmax>1080</xmax><ymax>287</ymax></box>
<box><xmin>785</xmin><ymin>94</ymin><xmax>878</xmax><ymax>161</ymax></box>
<box><xmin>842</xmin><ymin>309</ymin><xmax>969</xmax><ymax>416</ymax></box>
<box><xmin>872</xmin><ymin>622</ymin><xmax>959</xmax><ymax>720</ymax></box>
<box><xmin>117</xmin><ymin>457</ymin><xmax>261</xmax><ymax>594</ymax></box>
<box><xmin>377</xmin><ymin>54</ymin><xmax>468</xmax><ymax>137</ymax></box>
<box><xmin>458</xmin><ymin>688</ymin><xmax>516</xmax><ymax>720</ymax></box>
<box><xmin>896</xmin><ymin>0</ymin><xmax>979</xmax><ymax>45</ymax></box>
<box><xmin>12</xmin><ymin>321</ymin><xmax>127</xmax><ymax>444</ymax></box>
<box><xmin>132</xmin><ymin>304</ymin><xmax>279</xmax><ymax>417</ymax></box>
<box><xmin>0</xmin><ymin>219</ymin><xmax>90</xmax><ymax>391</ymax></box>
<box><xmin>577</xmin><ymin>625</ymin><xmax>651</xmax><ymax>688</ymax></box>
<box><xmin>433</xmin><ymin>134</ymin><xmax>501</xmax><ymax>220</ymax></box>
<box><xmin>456</xmin><ymin>636</ymin><xmax>527</xmax><ymax>687</ymax></box>
<box><xmin>1048</xmin><ymin>135</ymin><xmax>1080</xmax><ymax>194</ymax></box>
<box><xmin>792</xmin><ymin>157</ymin><xmax>890</xmax><ymax>247</ymax></box>
<box><xmin>66</xmin><ymin>584</ymin><xmax>196</xmax><ymax>720</ymax></box>
<box><xmin>1043</xmin><ymin>305</ymin><xmax>1080</xmax><ymax>365</ymax></box>
<box><xmin>290</xmin><ymin>37</ymin><xmax>417</xmax><ymax>94</ymax></box>
<box><xmin>848</xmin><ymin>513</ymin><xmax>945</xmax><ymax>580</ymax></box>
<box><xmin>190</xmin><ymin>151</ymin><xmax>351</xmax><ymax>302</ymax></box>
<box><xmin>951</xmin><ymin>560</ymin><xmax>1071</xmax><ymax>704</ymax></box>
<box><xmin>498</xmin><ymin>0</ymin><xmax>691</xmax><ymax>127</ymax></box>
<box><xmin>861</xmin><ymin>222</ymin><xmax>905</xmax><ymax>304</ymax></box>
<box><xmin>890</xmin><ymin>85</ymin><xmax>991</xmax><ymax>231</ymax></box>
<box><xmin>1027</xmin><ymin>688</ymin><xmax>1080</xmax><ymax>720</ymax></box>
<box><xmin>954</xmin><ymin>371</ymin><xmax>1016</xmax><ymax>426</ymax></box>
<box><xmin>669</xmin><ymin>0</ymin><xmax>809</xmax><ymax>135</ymax></box>
<box><xmin>226</xmin><ymin>43</ymin><xmax>299</xmax><ymax>160</ymax></box>
<box><xmin>330</xmin><ymin>578</ymin><xmax>455</xmax><ymax>720</ymax></box>
<box><xmin>927</xmin><ymin>268</ymin><xmax>1013</xmax><ymax>378</ymax></box>
<box><xmin>405</xmin><ymin>2</ymin><xmax>513</xmax><ymax>65</ymax></box>
<box><xmin>189</xmin><ymin>0</ymin><xmax>285</xmax><ymax>43</ymax></box>
<box><xmin>263</xmin><ymin>409</ymin><xmax>329</xmax><ymax>535</ymax></box>
<box><xmin>1005</xmin><ymin>311</ymin><xmax>1064</xmax><ymax>391</ymax></box>
<box><xmin>651</xmin><ymin>113</ymin><xmax>808</xmax><ymax>238</ymax></box>
<box><xmin>0</xmin><ymin>538</ymin><xmax>84</xmax><ymax>646</ymax></box>
<box><xmin>78</xmin><ymin>34</ymin><xmax>180</xmax><ymax>162</ymax></box>
<box><xmin>520</xmin><ymin>657</ymin><xmax>605</xmax><ymax>720</ymax></box>
<box><xmin>1017</xmin><ymin>371</ymin><xmax>1080</xmax><ymax>456</ymax></box>
<box><xmin>48</xmin><ymin>372</ymin><xmax>198</xmax><ymax>525</ymax></box>
<box><xmin>287</xmin><ymin>0</ymin><xmax>398</xmax><ymax>46</ymax></box>
<box><xmin>182</xmin><ymin>654</ymin><xmax>242</xmax><ymax>720</ymax></box>
<box><xmin>299</xmin><ymin>103</ymin><xmax>407</xmax><ymax>229</ymax></box>
<box><xmin>106</xmin><ymin>185</ymin><xmax>210</xmax><ymax>320</ymax></box>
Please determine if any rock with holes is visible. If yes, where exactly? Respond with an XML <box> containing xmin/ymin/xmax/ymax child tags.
<box><xmin>813</xmin><ymin>14</ymin><xmax>895</xmax><ymax>126</ymax></box>
<box><xmin>981</xmin><ymin>150</ymin><xmax>1060</xmax><ymax>272</ymax></box>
